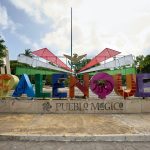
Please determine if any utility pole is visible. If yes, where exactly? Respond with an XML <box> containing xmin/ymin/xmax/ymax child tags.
<box><xmin>71</xmin><ymin>7</ymin><xmax>73</xmax><ymax>70</ymax></box>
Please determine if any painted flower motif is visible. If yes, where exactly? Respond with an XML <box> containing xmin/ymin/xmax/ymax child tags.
<box><xmin>90</xmin><ymin>73</ymin><xmax>114</xmax><ymax>99</ymax></box>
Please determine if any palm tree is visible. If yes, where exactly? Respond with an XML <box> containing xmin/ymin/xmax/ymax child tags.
<box><xmin>23</xmin><ymin>49</ymin><xmax>33</xmax><ymax>58</ymax></box>
<box><xmin>0</xmin><ymin>36</ymin><xmax>7</xmax><ymax>67</ymax></box>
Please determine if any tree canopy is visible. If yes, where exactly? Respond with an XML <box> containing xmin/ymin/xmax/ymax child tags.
<box><xmin>69</xmin><ymin>58</ymin><xmax>91</xmax><ymax>73</ymax></box>
<box><xmin>135</xmin><ymin>55</ymin><xmax>150</xmax><ymax>73</ymax></box>
<box><xmin>0</xmin><ymin>36</ymin><xmax>7</xmax><ymax>67</ymax></box>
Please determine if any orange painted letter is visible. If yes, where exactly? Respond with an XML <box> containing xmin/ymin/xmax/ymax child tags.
<box><xmin>113</xmin><ymin>74</ymin><xmax>136</xmax><ymax>99</ymax></box>
<box><xmin>69</xmin><ymin>74</ymin><xmax>89</xmax><ymax>99</ymax></box>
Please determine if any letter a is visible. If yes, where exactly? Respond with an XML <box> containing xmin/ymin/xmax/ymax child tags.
<box><xmin>12</xmin><ymin>74</ymin><xmax>35</xmax><ymax>98</ymax></box>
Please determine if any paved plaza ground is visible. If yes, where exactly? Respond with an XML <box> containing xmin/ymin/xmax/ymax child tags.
<box><xmin>0</xmin><ymin>113</ymin><xmax>150</xmax><ymax>149</ymax></box>
<box><xmin>1</xmin><ymin>141</ymin><xmax>150</xmax><ymax>150</ymax></box>
<box><xmin>0</xmin><ymin>114</ymin><xmax>150</xmax><ymax>135</ymax></box>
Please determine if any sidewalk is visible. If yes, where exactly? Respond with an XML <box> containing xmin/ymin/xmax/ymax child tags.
<box><xmin>0</xmin><ymin>113</ymin><xmax>150</xmax><ymax>141</ymax></box>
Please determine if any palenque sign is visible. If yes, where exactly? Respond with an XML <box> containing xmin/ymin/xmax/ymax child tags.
<box><xmin>0</xmin><ymin>72</ymin><xmax>149</xmax><ymax>99</ymax></box>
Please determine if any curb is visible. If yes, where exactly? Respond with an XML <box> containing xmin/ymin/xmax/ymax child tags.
<box><xmin>0</xmin><ymin>134</ymin><xmax>150</xmax><ymax>142</ymax></box>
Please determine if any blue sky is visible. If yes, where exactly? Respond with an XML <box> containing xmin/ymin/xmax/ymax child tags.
<box><xmin>0</xmin><ymin>0</ymin><xmax>150</xmax><ymax>60</ymax></box>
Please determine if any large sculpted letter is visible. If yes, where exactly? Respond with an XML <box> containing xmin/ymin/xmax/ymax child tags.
<box><xmin>35</xmin><ymin>74</ymin><xmax>51</xmax><ymax>98</ymax></box>
<box><xmin>90</xmin><ymin>73</ymin><xmax>114</xmax><ymax>99</ymax></box>
<box><xmin>69</xmin><ymin>73</ymin><xmax>89</xmax><ymax>98</ymax></box>
<box><xmin>135</xmin><ymin>73</ymin><xmax>150</xmax><ymax>98</ymax></box>
<box><xmin>52</xmin><ymin>74</ymin><xmax>67</xmax><ymax>98</ymax></box>
<box><xmin>0</xmin><ymin>74</ymin><xmax>19</xmax><ymax>98</ymax></box>
<box><xmin>113</xmin><ymin>74</ymin><xmax>136</xmax><ymax>99</ymax></box>
<box><xmin>13</xmin><ymin>74</ymin><xmax>34</xmax><ymax>98</ymax></box>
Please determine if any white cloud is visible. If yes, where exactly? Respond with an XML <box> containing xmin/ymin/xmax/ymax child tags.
<box><xmin>9</xmin><ymin>0</ymin><xmax>150</xmax><ymax>57</ymax></box>
<box><xmin>15</xmin><ymin>33</ymin><xmax>31</xmax><ymax>45</ymax></box>
<box><xmin>9</xmin><ymin>0</ymin><xmax>45</xmax><ymax>24</ymax></box>
<box><xmin>138</xmin><ymin>27</ymin><xmax>150</xmax><ymax>51</ymax></box>
<box><xmin>41</xmin><ymin>23</ymin><xmax>70</xmax><ymax>54</ymax></box>
<box><xmin>0</xmin><ymin>3</ymin><xmax>41</xmax><ymax>51</ymax></box>
<box><xmin>0</xmin><ymin>4</ymin><xmax>9</xmax><ymax>29</ymax></box>
<box><xmin>14</xmin><ymin>32</ymin><xmax>41</xmax><ymax>52</ymax></box>
<box><xmin>0</xmin><ymin>4</ymin><xmax>33</xmax><ymax>48</ymax></box>
<box><xmin>0</xmin><ymin>4</ymin><xmax>16</xmax><ymax>31</ymax></box>
<box><xmin>32</xmin><ymin>42</ymin><xmax>41</xmax><ymax>50</ymax></box>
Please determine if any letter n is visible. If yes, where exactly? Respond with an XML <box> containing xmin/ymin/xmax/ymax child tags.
<box><xmin>69</xmin><ymin>73</ymin><xmax>89</xmax><ymax>98</ymax></box>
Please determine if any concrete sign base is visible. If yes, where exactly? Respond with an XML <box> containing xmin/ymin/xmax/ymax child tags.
<box><xmin>0</xmin><ymin>98</ymin><xmax>150</xmax><ymax>114</ymax></box>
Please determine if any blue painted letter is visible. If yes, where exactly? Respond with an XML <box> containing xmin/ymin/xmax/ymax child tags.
<box><xmin>52</xmin><ymin>74</ymin><xmax>67</xmax><ymax>98</ymax></box>
<box><xmin>12</xmin><ymin>74</ymin><xmax>35</xmax><ymax>98</ymax></box>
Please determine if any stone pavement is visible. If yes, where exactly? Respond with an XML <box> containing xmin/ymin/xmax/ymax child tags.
<box><xmin>1</xmin><ymin>141</ymin><xmax>150</xmax><ymax>150</ymax></box>
<box><xmin>0</xmin><ymin>114</ymin><xmax>150</xmax><ymax>141</ymax></box>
